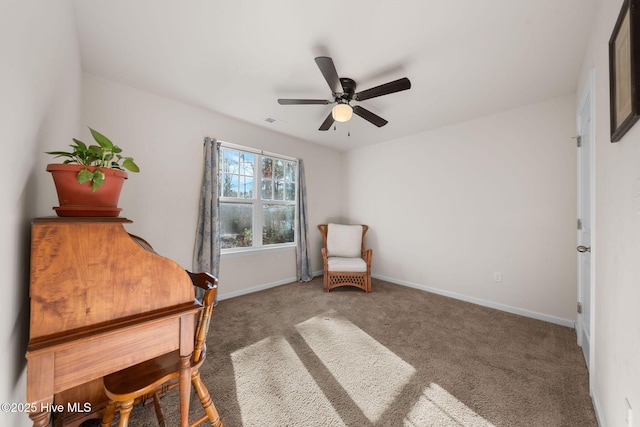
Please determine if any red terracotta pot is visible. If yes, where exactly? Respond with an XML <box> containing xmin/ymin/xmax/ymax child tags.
<box><xmin>46</xmin><ymin>163</ymin><xmax>128</xmax><ymax>217</ymax></box>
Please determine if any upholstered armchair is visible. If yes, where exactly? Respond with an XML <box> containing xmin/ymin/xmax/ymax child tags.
<box><xmin>318</xmin><ymin>223</ymin><xmax>372</xmax><ymax>292</ymax></box>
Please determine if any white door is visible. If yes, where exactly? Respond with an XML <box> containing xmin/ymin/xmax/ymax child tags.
<box><xmin>576</xmin><ymin>72</ymin><xmax>594</xmax><ymax>369</ymax></box>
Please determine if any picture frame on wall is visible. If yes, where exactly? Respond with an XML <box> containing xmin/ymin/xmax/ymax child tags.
<box><xmin>609</xmin><ymin>0</ymin><xmax>640</xmax><ymax>142</ymax></box>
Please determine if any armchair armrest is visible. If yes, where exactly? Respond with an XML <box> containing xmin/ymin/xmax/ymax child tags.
<box><xmin>363</xmin><ymin>248</ymin><xmax>373</xmax><ymax>270</ymax></box>
<box><xmin>321</xmin><ymin>247</ymin><xmax>329</xmax><ymax>268</ymax></box>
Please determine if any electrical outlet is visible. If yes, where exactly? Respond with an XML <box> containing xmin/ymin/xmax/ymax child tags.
<box><xmin>493</xmin><ymin>272</ymin><xmax>502</xmax><ymax>283</ymax></box>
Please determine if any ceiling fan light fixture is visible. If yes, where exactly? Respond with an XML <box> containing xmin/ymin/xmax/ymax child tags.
<box><xmin>332</xmin><ymin>103</ymin><xmax>353</xmax><ymax>122</ymax></box>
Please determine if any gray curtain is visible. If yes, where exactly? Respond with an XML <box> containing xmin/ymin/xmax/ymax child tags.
<box><xmin>193</xmin><ymin>137</ymin><xmax>221</xmax><ymax>301</ymax></box>
<box><xmin>296</xmin><ymin>159</ymin><xmax>312</xmax><ymax>282</ymax></box>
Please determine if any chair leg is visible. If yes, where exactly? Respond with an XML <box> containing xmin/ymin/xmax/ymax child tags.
<box><xmin>117</xmin><ymin>400</ymin><xmax>134</xmax><ymax>427</ymax></box>
<box><xmin>152</xmin><ymin>391</ymin><xmax>167</xmax><ymax>427</ymax></box>
<box><xmin>191</xmin><ymin>371</ymin><xmax>223</xmax><ymax>427</ymax></box>
<box><xmin>101</xmin><ymin>400</ymin><xmax>116</xmax><ymax>427</ymax></box>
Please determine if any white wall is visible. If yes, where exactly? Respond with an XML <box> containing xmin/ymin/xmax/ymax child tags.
<box><xmin>80</xmin><ymin>74</ymin><xmax>344</xmax><ymax>298</ymax></box>
<box><xmin>576</xmin><ymin>0</ymin><xmax>640</xmax><ymax>425</ymax></box>
<box><xmin>345</xmin><ymin>94</ymin><xmax>578</xmax><ymax>325</ymax></box>
<box><xmin>0</xmin><ymin>1</ymin><xmax>82</xmax><ymax>426</ymax></box>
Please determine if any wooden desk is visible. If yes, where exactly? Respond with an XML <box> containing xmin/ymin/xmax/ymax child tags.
<box><xmin>25</xmin><ymin>218</ymin><xmax>200</xmax><ymax>427</ymax></box>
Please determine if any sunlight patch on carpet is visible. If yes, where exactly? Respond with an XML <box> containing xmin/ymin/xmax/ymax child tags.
<box><xmin>231</xmin><ymin>335</ymin><xmax>347</xmax><ymax>427</ymax></box>
<box><xmin>404</xmin><ymin>383</ymin><xmax>495</xmax><ymax>427</ymax></box>
<box><xmin>295</xmin><ymin>310</ymin><xmax>416</xmax><ymax>423</ymax></box>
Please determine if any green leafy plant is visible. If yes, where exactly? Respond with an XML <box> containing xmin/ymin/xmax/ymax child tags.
<box><xmin>47</xmin><ymin>127</ymin><xmax>140</xmax><ymax>191</ymax></box>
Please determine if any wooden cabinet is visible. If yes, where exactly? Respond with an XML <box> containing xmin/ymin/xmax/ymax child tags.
<box><xmin>26</xmin><ymin>218</ymin><xmax>199</xmax><ymax>427</ymax></box>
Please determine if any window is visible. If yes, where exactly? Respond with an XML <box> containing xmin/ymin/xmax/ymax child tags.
<box><xmin>219</xmin><ymin>145</ymin><xmax>297</xmax><ymax>252</ymax></box>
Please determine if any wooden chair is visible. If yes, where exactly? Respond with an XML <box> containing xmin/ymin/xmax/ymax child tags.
<box><xmin>318</xmin><ymin>223</ymin><xmax>373</xmax><ymax>292</ymax></box>
<box><xmin>100</xmin><ymin>272</ymin><xmax>222</xmax><ymax>427</ymax></box>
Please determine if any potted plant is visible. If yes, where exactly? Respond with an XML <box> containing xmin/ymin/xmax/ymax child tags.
<box><xmin>46</xmin><ymin>127</ymin><xmax>140</xmax><ymax>217</ymax></box>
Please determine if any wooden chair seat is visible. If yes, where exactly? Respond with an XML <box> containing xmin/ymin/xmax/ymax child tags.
<box><xmin>102</xmin><ymin>350</ymin><xmax>184</xmax><ymax>398</ymax></box>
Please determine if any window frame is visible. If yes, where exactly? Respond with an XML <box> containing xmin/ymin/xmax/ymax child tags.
<box><xmin>218</xmin><ymin>142</ymin><xmax>298</xmax><ymax>256</ymax></box>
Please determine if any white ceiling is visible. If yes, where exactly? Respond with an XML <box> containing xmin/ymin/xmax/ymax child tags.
<box><xmin>71</xmin><ymin>0</ymin><xmax>597</xmax><ymax>151</ymax></box>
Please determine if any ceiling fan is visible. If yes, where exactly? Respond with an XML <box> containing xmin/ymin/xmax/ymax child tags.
<box><xmin>277</xmin><ymin>56</ymin><xmax>411</xmax><ymax>131</ymax></box>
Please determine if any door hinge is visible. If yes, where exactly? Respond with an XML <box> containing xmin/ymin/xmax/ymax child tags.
<box><xmin>576</xmin><ymin>135</ymin><xmax>582</xmax><ymax>147</ymax></box>
<box><xmin>577</xmin><ymin>302</ymin><xmax>583</xmax><ymax>314</ymax></box>
<box><xmin>578</xmin><ymin>219</ymin><xmax>583</xmax><ymax>230</ymax></box>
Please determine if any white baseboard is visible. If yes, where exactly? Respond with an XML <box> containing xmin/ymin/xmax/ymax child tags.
<box><xmin>372</xmin><ymin>273</ymin><xmax>575</xmax><ymax>328</ymax></box>
<box><xmin>218</xmin><ymin>279</ymin><xmax>294</xmax><ymax>301</ymax></box>
<box><xmin>591</xmin><ymin>387</ymin><xmax>605</xmax><ymax>427</ymax></box>
<box><xmin>218</xmin><ymin>270</ymin><xmax>323</xmax><ymax>301</ymax></box>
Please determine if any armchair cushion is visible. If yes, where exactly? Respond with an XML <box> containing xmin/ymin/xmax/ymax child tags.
<box><xmin>326</xmin><ymin>224</ymin><xmax>363</xmax><ymax>258</ymax></box>
<box><xmin>327</xmin><ymin>256</ymin><xmax>367</xmax><ymax>273</ymax></box>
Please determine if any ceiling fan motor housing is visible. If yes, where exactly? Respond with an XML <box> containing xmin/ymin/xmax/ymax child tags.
<box><xmin>338</xmin><ymin>78</ymin><xmax>356</xmax><ymax>101</ymax></box>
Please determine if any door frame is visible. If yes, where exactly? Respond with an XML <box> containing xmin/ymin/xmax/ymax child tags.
<box><xmin>576</xmin><ymin>68</ymin><xmax>596</xmax><ymax>390</ymax></box>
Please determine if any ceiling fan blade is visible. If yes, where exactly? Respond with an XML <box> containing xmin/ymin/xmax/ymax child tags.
<box><xmin>314</xmin><ymin>56</ymin><xmax>342</xmax><ymax>94</ymax></box>
<box><xmin>319</xmin><ymin>112</ymin><xmax>335</xmax><ymax>131</ymax></box>
<box><xmin>278</xmin><ymin>99</ymin><xmax>331</xmax><ymax>105</ymax></box>
<box><xmin>352</xmin><ymin>105</ymin><xmax>388</xmax><ymax>127</ymax></box>
<box><xmin>354</xmin><ymin>77</ymin><xmax>411</xmax><ymax>101</ymax></box>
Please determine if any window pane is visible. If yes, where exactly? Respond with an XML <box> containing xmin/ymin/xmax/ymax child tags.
<box><xmin>239</xmin><ymin>176</ymin><xmax>253</xmax><ymax>199</ymax></box>
<box><xmin>222</xmin><ymin>173</ymin><xmax>238</xmax><ymax>197</ymax></box>
<box><xmin>274</xmin><ymin>181</ymin><xmax>284</xmax><ymax>200</ymax></box>
<box><xmin>262</xmin><ymin>157</ymin><xmax>273</xmax><ymax>178</ymax></box>
<box><xmin>223</xmin><ymin>149</ymin><xmax>239</xmax><ymax>173</ymax></box>
<box><xmin>220</xmin><ymin>203</ymin><xmax>253</xmax><ymax>248</ymax></box>
<box><xmin>261</xmin><ymin>179</ymin><xmax>273</xmax><ymax>199</ymax></box>
<box><xmin>285</xmin><ymin>182</ymin><xmax>295</xmax><ymax>201</ymax></box>
<box><xmin>240</xmin><ymin>153</ymin><xmax>254</xmax><ymax>177</ymax></box>
<box><xmin>274</xmin><ymin>160</ymin><xmax>284</xmax><ymax>180</ymax></box>
<box><xmin>263</xmin><ymin>204</ymin><xmax>294</xmax><ymax>245</ymax></box>
<box><xmin>285</xmin><ymin>162</ymin><xmax>295</xmax><ymax>182</ymax></box>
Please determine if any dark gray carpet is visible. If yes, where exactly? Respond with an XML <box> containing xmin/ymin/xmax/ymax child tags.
<box><xmin>127</xmin><ymin>277</ymin><xmax>597</xmax><ymax>426</ymax></box>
